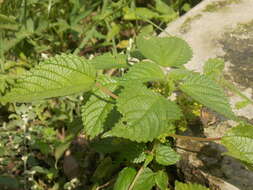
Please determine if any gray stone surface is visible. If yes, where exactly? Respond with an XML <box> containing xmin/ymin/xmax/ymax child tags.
<box><xmin>161</xmin><ymin>0</ymin><xmax>253</xmax><ymax>120</ymax></box>
<box><xmin>160</xmin><ymin>0</ymin><xmax>253</xmax><ymax>189</ymax></box>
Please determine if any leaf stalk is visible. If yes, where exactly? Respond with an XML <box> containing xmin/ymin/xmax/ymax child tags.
<box><xmin>95</xmin><ymin>82</ymin><xmax>118</xmax><ymax>99</ymax></box>
<box><xmin>169</xmin><ymin>134</ymin><xmax>221</xmax><ymax>141</ymax></box>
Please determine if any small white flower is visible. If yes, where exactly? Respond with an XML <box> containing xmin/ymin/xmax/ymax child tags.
<box><xmin>41</xmin><ymin>53</ymin><xmax>49</xmax><ymax>59</ymax></box>
<box><xmin>21</xmin><ymin>155</ymin><xmax>28</xmax><ymax>162</ymax></box>
<box><xmin>89</xmin><ymin>54</ymin><xmax>94</xmax><ymax>60</ymax></box>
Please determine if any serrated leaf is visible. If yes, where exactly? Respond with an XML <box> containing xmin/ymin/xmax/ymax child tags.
<box><xmin>91</xmin><ymin>138</ymin><xmax>146</xmax><ymax>163</ymax></box>
<box><xmin>82</xmin><ymin>75</ymin><xmax>118</xmax><ymax>138</ymax></box>
<box><xmin>121</xmin><ymin>61</ymin><xmax>165</xmax><ymax>83</ymax></box>
<box><xmin>114</xmin><ymin>167</ymin><xmax>137</xmax><ymax>190</ymax></box>
<box><xmin>103</xmin><ymin>85</ymin><xmax>182</xmax><ymax>142</ymax></box>
<box><xmin>168</xmin><ymin>68</ymin><xmax>196</xmax><ymax>81</ymax></box>
<box><xmin>132</xmin><ymin>167</ymin><xmax>155</xmax><ymax>190</ymax></box>
<box><xmin>155</xmin><ymin>170</ymin><xmax>169</xmax><ymax>190</ymax></box>
<box><xmin>203</xmin><ymin>58</ymin><xmax>225</xmax><ymax>80</ymax></box>
<box><xmin>221</xmin><ymin>124</ymin><xmax>253</xmax><ymax>168</ymax></box>
<box><xmin>137</xmin><ymin>36</ymin><xmax>192</xmax><ymax>67</ymax></box>
<box><xmin>1</xmin><ymin>54</ymin><xmax>96</xmax><ymax>103</ymax></box>
<box><xmin>155</xmin><ymin>144</ymin><xmax>180</xmax><ymax>166</ymax></box>
<box><xmin>179</xmin><ymin>74</ymin><xmax>235</xmax><ymax>119</ymax></box>
<box><xmin>175</xmin><ymin>181</ymin><xmax>209</xmax><ymax>190</ymax></box>
<box><xmin>90</xmin><ymin>53</ymin><xmax>128</xmax><ymax>70</ymax></box>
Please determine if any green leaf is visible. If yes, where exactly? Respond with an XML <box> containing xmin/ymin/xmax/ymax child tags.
<box><xmin>179</xmin><ymin>74</ymin><xmax>235</xmax><ymax>119</ymax></box>
<box><xmin>182</xmin><ymin>3</ymin><xmax>191</xmax><ymax>12</ymax></box>
<box><xmin>103</xmin><ymin>85</ymin><xmax>182</xmax><ymax>142</ymax></box>
<box><xmin>54</xmin><ymin>141</ymin><xmax>71</xmax><ymax>166</ymax></box>
<box><xmin>155</xmin><ymin>170</ymin><xmax>169</xmax><ymax>190</ymax></box>
<box><xmin>137</xmin><ymin>36</ymin><xmax>192</xmax><ymax>67</ymax></box>
<box><xmin>106</xmin><ymin>23</ymin><xmax>121</xmax><ymax>42</ymax></box>
<box><xmin>114</xmin><ymin>167</ymin><xmax>137</xmax><ymax>190</ymax></box>
<box><xmin>132</xmin><ymin>167</ymin><xmax>155</xmax><ymax>190</ymax></box>
<box><xmin>121</xmin><ymin>61</ymin><xmax>165</xmax><ymax>83</ymax></box>
<box><xmin>0</xmin><ymin>176</ymin><xmax>19</xmax><ymax>189</ymax></box>
<box><xmin>90</xmin><ymin>53</ymin><xmax>128</xmax><ymax>70</ymax></box>
<box><xmin>139</xmin><ymin>25</ymin><xmax>154</xmax><ymax>36</ymax></box>
<box><xmin>155</xmin><ymin>144</ymin><xmax>180</xmax><ymax>166</ymax></box>
<box><xmin>168</xmin><ymin>68</ymin><xmax>196</xmax><ymax>81</ymax></box>
<box><xmin>155</xmin><ymin>0</ymin><xmax>175</xmax><ymax>14</ymax></box>
<box><xmin>1</xmin><ymin>54</ymin><xmax>96</xmax><ymax>103</ymax></box>
<box><xmin>91</xmin><ymin>138</ymin><xmax>146</xmax><ymax>163</ymax></box>
<box><xmin>31</xmin><ymin>166</ymin><xmax>50</xmax><ymax>175</ymax></box>
<box><xmin>82</xmin><ymin>75</ymin><xmax>118</xmax><ymax>138</ymax></box>
<box><xmin>92</xmin><ymin>157</ymin><xmax>117</xmax><ymax>181</ymax></box>
<box><xmin>0</xmin><ymin>14</ymin><xmax>16</xmax><ymax>23</ymax></box>
<box><xmin>123</xmin><ymin>7</ymin><xmax>159</xmax><ymax>20</ymax></box>
<box><xmin>175</xmin><ymin>181</ymin><xmax>209</xmax><ymax>190</ymax></box>
<box><xmin>221</xmin><ymin>124</ymin><xmax>253</xmax><ymax>168</ymax></box>
<box><xmin>235</xmin><ymin>100</ymin><xmax>250</xmax><ymax>109</ymax></box>
<box><xmin>203</xmin><ymin>58</ymin><xmax>225</xmax><ymax>80</ymax></box>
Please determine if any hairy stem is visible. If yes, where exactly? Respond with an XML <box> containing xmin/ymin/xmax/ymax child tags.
<box><xmin>96</xmin><ymin>178</ymin><xmax>115</xmax><ymax>190</ymax></box>
<box><xmin>169</xmin><ymin>134</ymin><xmax>221</xmax><ymax>141</ymax></box>
<box><xmin>128</xmin><ymin>166</ymin><xmax>144</xmax><ymax>190</ymax></box>
<box><xmin>95</xmin><ymin>82</ymin><xmax>118</xmax><ymax>99</ymax></box>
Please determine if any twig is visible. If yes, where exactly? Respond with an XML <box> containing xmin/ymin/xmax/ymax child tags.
<box><xmin>96</xmin><ymin>179</ymin><xmax>114</xmax><ymax>190</ymax></box>
<box><xmin>128</xmin><ymin>166</ymin><xmax>145</xmax><ymax>190</ymax></box>
<box><xmin>95</xmin><ymin>82</ymin><xmax>118</xmax><ymax>99</ymax></box>
<box><xmin>168</xmin><ymin>134</ymin><xmax>221</xmax><ymax>142</ymax></box>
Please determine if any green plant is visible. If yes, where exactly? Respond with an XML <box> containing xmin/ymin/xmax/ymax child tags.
<box><xmin>1</xmin><ymin>34</ymin><xmax>252</xmax><ymax>190</ymax></box>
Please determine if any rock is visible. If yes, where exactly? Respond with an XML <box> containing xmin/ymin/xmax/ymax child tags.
<box><xmin>160</xmin><ymin>0</ymin><xmax>253</xmax><ymax>189</ymax></box>
<box><xmin>63</xmin><ymin>150</ymin><xmax>80</xmax><ymax>179</ymax></box>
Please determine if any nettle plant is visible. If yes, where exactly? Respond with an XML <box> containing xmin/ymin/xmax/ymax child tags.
<box><xmin>1</xmin><ymin>35</ymin><xmax>253</xmax><ymax>190</ymax></box>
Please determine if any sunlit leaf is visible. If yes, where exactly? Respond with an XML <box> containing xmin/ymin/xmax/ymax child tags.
<box><xmin>1</xmin><ymin>54</ymin><xmax>96</xmax><ymax>102</ymax></box>
<box><xmin>137</xmin><ymin>36</ymin><xmax>192</xmax><ymax>67</ymax></box>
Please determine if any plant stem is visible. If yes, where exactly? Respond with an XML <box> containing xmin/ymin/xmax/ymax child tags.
<box><xmin>128</xmin><ymin>166</ymin><xmax>145</xmax><ymax>190</ymax></box>
<box><xmin>96</xmin><ymin>178</ymin><xmax>115</xmax><ymax>190</ymax></box>
<box><xmin>168</xmin><ymin>134</ymin><xmax>221</xmax><ymax>141</ymax></box>
<box><xmin>95</xmin><ymin>82</ymin><xmax>118</xmax><ymax>99</ymax></box>
<box><xmin>128</xmin><ymin>143</ymin><xmax>156</xmax><ymax>190</ymax></box>
<box><xmin>141</xmin><ymin>17</ymin><xmax>171</xmax><ymax>36</ymax></box>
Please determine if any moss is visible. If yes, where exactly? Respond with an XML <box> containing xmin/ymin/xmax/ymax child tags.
<box><xmin>220</xmin><ymin>20</ymin><xmax>253</xmax><ymax>95</ymax></box>
<box><xmin>203</xmin><ymin>0</ymin><xmax>241</xmax><ymax>12</ymax></box>
<box><xmin>234</xmin><ymin>19</ymin><xmax>253</xmax><ymax>33</ymax></box>
<box><xmin>180</xmin><ymin>14</ymin><xmax>202</xmax><ymax>33</ymax></box>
